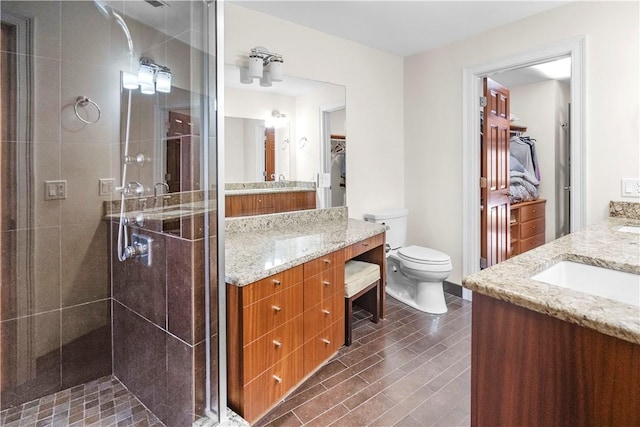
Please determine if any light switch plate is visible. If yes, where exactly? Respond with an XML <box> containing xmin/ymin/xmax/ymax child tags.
<box><xmin>99</xmin><ymin>178</ymin><xmax>116</xmax><ymax>196</ymax></box>
<box><xmin>621</xmin><ymin>178</ymin><xmax>640</xmax><ymax>197</ymax></box>
<box><xmin>44</xmin><ymin>180</ymin><xmax>67</xmax><ymax>200</ymax></box>
<box><xmin>317</xmin><ymin>172</ymin><xmax>331</xmax><ymax>188</ymax></box>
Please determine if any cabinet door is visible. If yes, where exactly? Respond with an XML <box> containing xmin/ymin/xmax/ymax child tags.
<box><xmin>288</xmin><ymin>191</ymin><xmax>316</xmax><ymax>210</ymax></box>
<box><xmin>243</xmin><ymin>315</ymin><xmax>303</xmax><ymax>384</ymax></box>
<box><xmin>243</xmin><ymin>283</ymin><xmax>303</xmax><ymax>344</ymax></box>
<box><xmin>303</xmin><ymin>319</ymin><xmax>344</xmax><ymax>375</ymax></box>
<box><xmin>303</xmin><ymin>292</ymin><xmax>344</xmax><ymax>342</ymax></box>
<box><xmin>243</xmin><ymin>347</ymin><xmax>304</xmax><ymax>423</ymax></box>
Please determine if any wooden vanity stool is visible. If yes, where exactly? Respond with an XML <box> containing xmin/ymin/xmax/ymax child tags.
<box><xmin>344</xmin><ymin>260</ymin><xmax>380</xmax><ymax>345</ymax></box>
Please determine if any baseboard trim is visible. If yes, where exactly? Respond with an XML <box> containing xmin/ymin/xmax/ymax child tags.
<box><xmin>443</xmin><ymin>281</ymin><xmax>463</xmax><ymax>297</ymax></box>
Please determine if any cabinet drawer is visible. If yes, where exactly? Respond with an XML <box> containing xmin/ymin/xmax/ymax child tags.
<box><xmin>304</xmin><ymin>249</ymin><xmax>344</xmax><ymax>277</ymax></box>
<box><xmin>303</xmin><ymin>319</ymin><xmax>344</xmax><ymax>375</ymax></box>
<box><xmin>520</xmin><ymin>234</ymin><xmax>546</xmax><ymax>253</ymax></box>
<box><xmin>242</xmin><ymin>265</ymin><xmax>303</xmax><ymax>307</ymax></box>
<box><xmin>345</xmin><ymin>233</ymin><xmax>385</xmax><ymax>259</ymax></box>
<box><xmin>520</xmin><ymin>202</ymin><xmax>545</xmax><ymax>222</ymax></box>
<box><xmin>243</xmin><ymin>315</ymin><xmax>303</xmax><ymax>384</ymax></box>
<box><xmin>303</xmin><ymin>267</ymin><xmax>343</xmax><ymax>310</ymax></box>
<box><xmin>244</xmin><ymin>347</ymin><xmax>304</xmax><ymax>423</ymax></box>
<box><xmin>303</xmin><ymin>292</ymin><xmax>344</xmax><ymax>341</ymax></box>
<box><xmin>520</xmin><ymin>217</ymin><xmax>545</xmax><ymax>240</ymax></box>
<box><xmin>243</xmin><ymin>283</ymin><xmax>303</xmax><ymax>344</ymax></box>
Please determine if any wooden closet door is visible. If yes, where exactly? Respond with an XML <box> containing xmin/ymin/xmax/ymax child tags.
<box><xmin>265</xmin><ymin>127</ymin><xmax>275</xmax><ymax>181</ymax></box>
<box><xmin>481</xmin><ymin>78</ymin><xmax>510</xmax><ymax>267</ymax></box>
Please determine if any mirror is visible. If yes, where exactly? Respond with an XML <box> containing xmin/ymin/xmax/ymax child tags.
<box><xmin>224</xmin><ymin>64</ymin><xmax>346</xmax><ymax>188</ymax></box>
<box><xmin>120</xmin><ymin>83</ymin><xmax>206</xmax><ymax>195</ymax></box>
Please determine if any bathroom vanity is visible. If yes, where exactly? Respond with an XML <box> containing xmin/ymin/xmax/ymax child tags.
<box><xmin>225</xmin><ymin>181</ymin><xmax>317</xmax><ymax>217</ymax></box>
<box><xmin>463</xmin><ymin>202</ymin><xmax>640</xmax><ymax>425</ymax></box>
<box><xmin>225</xmin><ymin>207</ymin><xmax>386</xmax><ymax>423</ymax></box>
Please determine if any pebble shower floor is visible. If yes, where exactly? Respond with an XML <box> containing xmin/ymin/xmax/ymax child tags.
<box><xmin>0</xmin><ymin>376</ymin><xmax>163</xmax><ymax>427</ymax></box>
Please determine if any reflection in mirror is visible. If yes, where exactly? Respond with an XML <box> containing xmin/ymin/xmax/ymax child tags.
<box><xmin>120</xmin><ymin>84</ymin><xmax>204</xmax><ymax>195</ymax></box>
<box><xmin>224</xmin><ymin>64</ymin><xmax>346</xmax><ymax>207</ymax></box>
<box><xmin>225</xmin><ymin>116</ymin><xmax>290</xmax><ymax>182</ymax></box>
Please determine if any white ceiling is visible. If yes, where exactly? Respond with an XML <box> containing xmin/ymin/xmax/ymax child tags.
<box><xmin>229</xmin><ymin>1</ymin><xmax>570</xmax><ymax>58</ymax></box>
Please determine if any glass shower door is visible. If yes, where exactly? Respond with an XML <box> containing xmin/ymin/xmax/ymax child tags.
<box><xmin>0</xmin><ymin>1</ymin><xmax>220</xmax><ymax>425</ymax></box>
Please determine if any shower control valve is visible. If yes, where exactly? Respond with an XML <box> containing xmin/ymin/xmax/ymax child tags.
<box><xmin>123</xmin><ymin>213</ymin><xmax>145</xmax><ymax>227</ymax></box>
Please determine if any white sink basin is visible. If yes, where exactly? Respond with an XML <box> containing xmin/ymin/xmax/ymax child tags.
<box><xmin>531</xmin><ymin>261</ymin><xmax>640</xmax><ymax>307</ymax></box>
<box><xmin>618</xmin><ymin>225</ymin><xmax>640</xmax><ymax>234</ymax></box>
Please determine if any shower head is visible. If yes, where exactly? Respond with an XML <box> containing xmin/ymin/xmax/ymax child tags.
<box><xmin>93</xmin><ymin>0</ymin><xmax>134</xmax><ymax>55</ymax></box>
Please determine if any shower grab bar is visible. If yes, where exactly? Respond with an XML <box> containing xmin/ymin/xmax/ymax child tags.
<box><xmin>74</xmin><ymin>96</ymin><xmax>101</xmax><ymax>124</ymax></box>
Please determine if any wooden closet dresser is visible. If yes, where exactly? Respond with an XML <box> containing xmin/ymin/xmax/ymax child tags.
<box><xmin>509</xmin><ymin>199</ymin><xmax>546</xmax><ymax>257</ymax></box>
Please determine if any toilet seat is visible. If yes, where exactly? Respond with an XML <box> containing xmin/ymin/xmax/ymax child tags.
<box><xmin>398</xmin><ymin>245</ymin><xmax>451</xmax><ymax>265</ymax></box>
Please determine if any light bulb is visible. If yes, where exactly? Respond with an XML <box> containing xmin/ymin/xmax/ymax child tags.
<box><xmin>270</xmin><ymin>58</ymin><xmax>283</xmax><ymax>82</ymax></box>
<box><xmin>260</xmin><ymin>71</ymin><xmax>272</xmax><ymax>87</ymax></box>
<box><xmin>248</xmin><ymin>55</ymin><xmax>263</xmax><ymax>79</ymax></box>
<box><xmin>156</xmin><ymin>70</ymin><xmax>171</xmax><ymax>93</ymax></box>
<box><xmin>122</xmin><ymin>72</ymin><xmax>139</xmax><ymax>90</ymax></box>
<box><xmin>239</xmin><ymin>67</ymin><xmax>252</xmax><ymax>84</ymax></box>
<box><xmin>140</xmin><ymin>82</ymin><xmax>155</xmax><ymax>95</ymax></box>
<box><xmin>137</xmin><ymin>64</ymin><xmax>155</xmax><ymax>86</ymax></box>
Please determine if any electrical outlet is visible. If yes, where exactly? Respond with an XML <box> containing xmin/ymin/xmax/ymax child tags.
<box><xmin>44</xmin><ymin>180</ymin><xmax>67</xmax><ymax>200</ymax></box>
<box><xmin>621</xmin><ymin>178</ymin><xmax>640</xmax><ymax>197</ymax></box>
<box><xmin>99</xmin><ymin>178</ymin><xmax>116</xmax><ymax>196</ymax></box>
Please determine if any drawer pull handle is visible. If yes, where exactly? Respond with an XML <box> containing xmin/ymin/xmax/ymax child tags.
<box><xmin>273</xmin><ymin>340</ymin><xmax>282</xmax><ymax>348</ymax></box>
<box><xmin>321</xmin><ymin>338</ymin><xmax>331</xmax><ymax>345</ymax></box>
<box><xmin>273</xmin><ymin>375</ymin><xmax>282</xmax><ymax>383</ymax></box>
<box><xmin>362</xmin><ymin>243</ymin><xmax>369</xmax><ymax>247</ymax></box>
<box><xmin>272</xmin><ymin>305</ymin><xmax>282</xmax><ymax>313</ymax></box>
<box><xmin>273</xmin><ymin>279</ymin><xmax>281</xmax><ymax>286</ymax></box>
<box><xmin>323</xmin><ymin>259</ymin><xmax>331</xmax><ymax>264</ymax></box>
<box><xmin>321</xmin><ymin>309</ymin><xmax>331</xmax><ymax>316</ymax></box>
<box><xmin>322</xmin><ymin>280</ymin><xmax>331</xmax><ymax>286</ymax></box>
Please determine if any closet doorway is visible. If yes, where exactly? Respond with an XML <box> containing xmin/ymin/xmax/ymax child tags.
<box><xmin>462</xmin><ymin>36</ymin><xmax>586</xmax><ymax>300</ymax></box>
<box><xmin>481</xmin><ymin>60</ymin><xmax>572</xmax><ymax>269</ymax></box>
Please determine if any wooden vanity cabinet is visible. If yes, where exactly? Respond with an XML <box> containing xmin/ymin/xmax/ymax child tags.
<box><xmin>302</xmin><ymin>249</ymin><xmax>345</xmax><ymax>375</ymax></box>
<box><xmin>226</xmin><ymin>190</ymin><xmax>316</xmax><ymax>217</ymax></box>
<box><xmin>227</xmin><ymin>266</ymin><xmax>304</xmax><ymax>423</ymax></box>
<box><xmin>227</xmin><ymin>248</ymin><xmax>345</xmax><ymax>423</ymax></box>
<box><xmin>226</xmin><ymin>193</ymin><xmax>275</xmax><ymax>217</ymax></box>
<box><xmin>509</xmin><ymin>199</ymin><xmax>546</xmax><ymax>257</ymax></box>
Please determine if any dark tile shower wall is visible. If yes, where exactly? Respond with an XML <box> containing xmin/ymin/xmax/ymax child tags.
<box><xmin>111</xmin><ymin>218</ymin><xmax>216</xmax><ymax>426</ymax></box>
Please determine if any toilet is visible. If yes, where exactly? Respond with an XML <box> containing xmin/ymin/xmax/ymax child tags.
<box><xmin>364</xmin><ymin>209</ymin><xmax>452</xmax><ymax>314</ymax></box>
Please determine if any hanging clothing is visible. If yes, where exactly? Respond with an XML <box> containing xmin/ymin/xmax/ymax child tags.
<box><xmin>509</xmin><ymin>136</ymin><xmax>536</xmax><ymax>177</ymax></box>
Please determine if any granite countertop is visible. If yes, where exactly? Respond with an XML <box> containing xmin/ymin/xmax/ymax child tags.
<box><xmin>462</xmin><ymin>216</ymin><xmax>640</xmax><ymax>345</ymax></box>
<box><xmin>103</xmin><ymin>200</ymin><xmax>215</xmax><ymax>221</ymax></box>
<box><xmin>225</xmin><ymin>207</ymin><xmax>386</xmax><ymax>286</ymax></box>
<box><xmin>225</xmin><ymin>187</ymin><xmax>316</xmax><ymax>196</ymax></box>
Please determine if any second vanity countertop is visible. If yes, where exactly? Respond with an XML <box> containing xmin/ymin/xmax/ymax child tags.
<box><xmin>225</xmin><ymin>207</ymin><xmax>386</xmax><ymax>286</ymax></box>
<box><xmin>462</xmin><ymin>216</ymin><xmax>640</xmax><ymax>345</ymax></box>
<box><xmin>225</xmin><ymin>187</ymin><xmax>316</xmax><ymax>196</ymax></box>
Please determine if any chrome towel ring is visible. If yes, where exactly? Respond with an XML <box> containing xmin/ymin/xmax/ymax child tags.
<box><xmin>74</xmin><ymin>96</ymin><xmax>101</xmax><ymax>124</ymax></box>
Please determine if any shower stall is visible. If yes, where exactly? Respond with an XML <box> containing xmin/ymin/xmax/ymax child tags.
<box><xmin>0</xmin><ymin>1</ymin><xmax>221</xmax><ymax>425</ymax></box>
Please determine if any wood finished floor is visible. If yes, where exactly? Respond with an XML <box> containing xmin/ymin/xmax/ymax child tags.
<box><xmin>255</xmin><ymin>294</ymin><xmax>472</xmax><ymax>427</ymax></box>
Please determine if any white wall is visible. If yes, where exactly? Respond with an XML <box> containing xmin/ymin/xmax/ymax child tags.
<box><xmin>509</xmin><ymin>79</ymin><xmax>571</xmax><ymax>242</ymax></box>
<box><xmin>224</xmin><ymin>3</ymin><xmax>405</xmax><ymax>218</ymax></box>
<box><xmin>405</xmin><ymin>1</ymin><xmax>639</xmax><ymax>285</ymax></box>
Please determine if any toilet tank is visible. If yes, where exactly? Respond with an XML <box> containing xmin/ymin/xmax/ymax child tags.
<box><xmin>363</xmin><ymin>209</ymin><xmax>408</xmax><ymax>250</ymax></box>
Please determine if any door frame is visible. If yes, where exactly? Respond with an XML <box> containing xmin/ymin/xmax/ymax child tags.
<box><xmin>461</xmin><ymin>36</ymin><xmax>586</xmax><ymax>300</ymax></box>
<box><xmin>319</xmin><ymin>101</ymin><xmax>346</xmax><ymax>208</ymax></box>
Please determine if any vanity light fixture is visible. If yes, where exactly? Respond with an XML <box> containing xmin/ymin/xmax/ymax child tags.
<box><xmin>125</xmin><ymin>57</ymin><xmax>172</xmax><ymax>94</ymax></box>
<box><xmin>242</xmin><ymin>46</ymin><xmax>284</xmax><ymax>86</ymax></box>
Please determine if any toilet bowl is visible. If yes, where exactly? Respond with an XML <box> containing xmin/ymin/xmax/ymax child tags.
<box><xmin>364</xmin><ymin>210</ymin><xmax>452</xmax><ymax>314</ymax></box>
